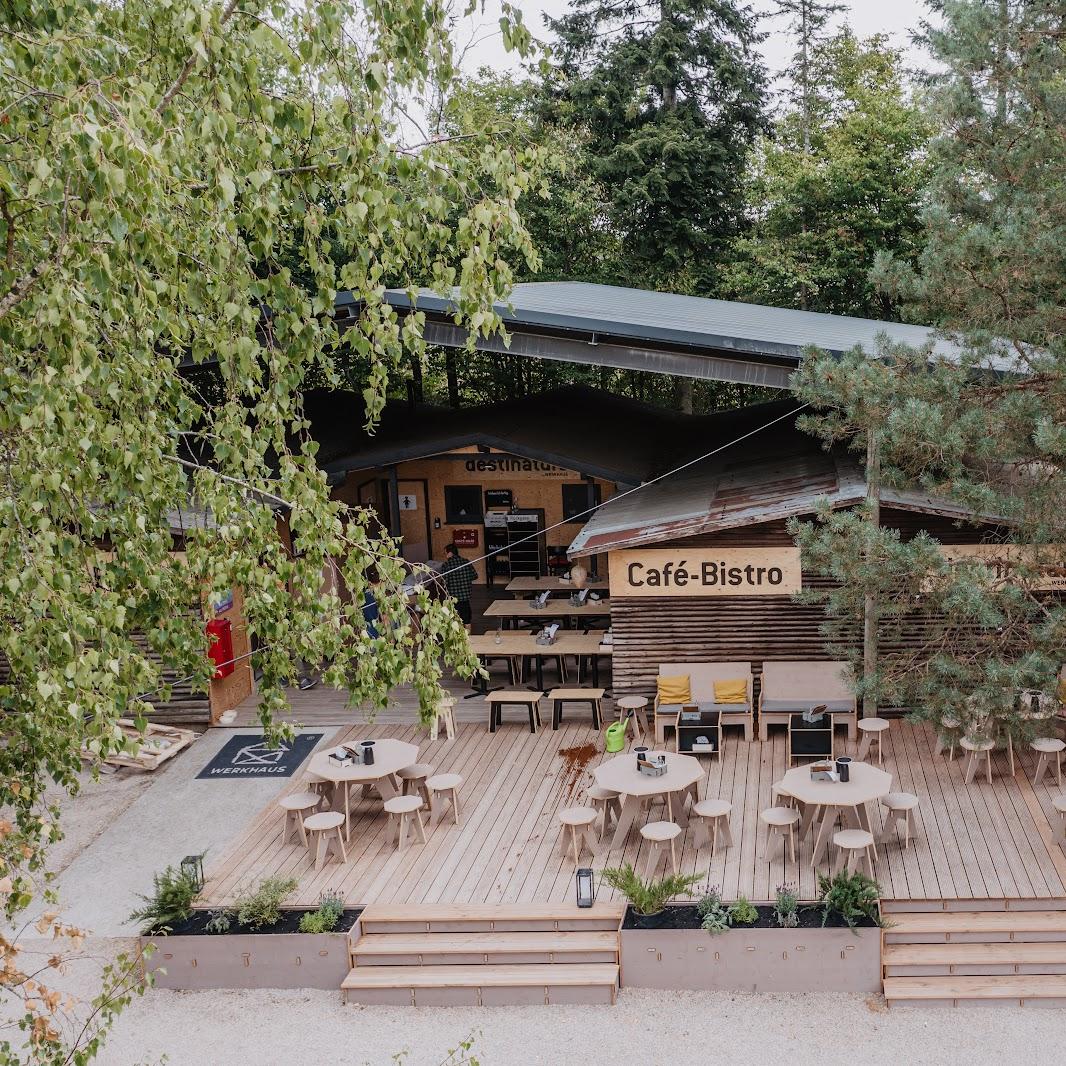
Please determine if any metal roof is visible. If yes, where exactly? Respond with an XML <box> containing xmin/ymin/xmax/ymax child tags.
<box><xmin>339</xmin><ymin>282</ymin><xmax>1014</xmax><ymax>388</ymax></box>
<box><xmin>567</xmin><ymin>434</ymin><xmax>1004</xmax><ymax>557</ymax></box>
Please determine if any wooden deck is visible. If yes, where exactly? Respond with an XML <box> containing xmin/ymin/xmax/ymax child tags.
<box><xmin>199</xmin><ymin>714</ymin><xmax>1066</xmax><ymax>909</ymax></box>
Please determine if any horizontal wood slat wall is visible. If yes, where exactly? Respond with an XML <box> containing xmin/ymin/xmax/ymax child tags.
<box><xmin>608</xmin><ymin>512</ymin><xmax>1008</xmax><ymax>707</ymax></box>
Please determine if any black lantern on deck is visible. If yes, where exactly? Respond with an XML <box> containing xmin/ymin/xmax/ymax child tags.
<box><xmin>576</xmin><ymin>868</ymin><xmax>595</xmax><ymax>908</ymax></box>
<box><xmin>181</xmin><ymin>854</ymin><xmax>205</xmax><ymax>893</ymax></box>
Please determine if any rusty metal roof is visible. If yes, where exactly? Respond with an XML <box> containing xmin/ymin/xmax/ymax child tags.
<box><xmin>567</xmin><ymin>435</ymin><xmax>1002</xmax><ymax>556</ymax></box>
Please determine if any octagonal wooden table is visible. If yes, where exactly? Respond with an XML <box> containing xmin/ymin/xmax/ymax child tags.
<box><xmin>779</xmin><ymin>761</ymin><xmax>893</xmax><ymax>866</ymax></box>
<box><xmin>594</xmin><ymin>750</ymin><xmax>704</xmax><ymax>850</ymax></box>
<box><xmin>307</xmin><ymin>738</ymin><xmax>420</xmax><ymax>841</ymax></box>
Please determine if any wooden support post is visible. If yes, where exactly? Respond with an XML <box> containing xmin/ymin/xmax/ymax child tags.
<box><xmin>863</xmin><ymin>429</ymin><xmax>880</xmax><ymax>720</ymax></box>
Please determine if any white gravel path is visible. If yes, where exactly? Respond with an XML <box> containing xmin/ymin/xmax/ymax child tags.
<box><xmin>94</xmin><ymin>983</ymin><xmax>1066</xmax><ymax>1066</ymax></box>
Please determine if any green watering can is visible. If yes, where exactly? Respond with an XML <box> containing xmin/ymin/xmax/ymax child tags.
<box><xmin>604</xmin><ymin>720</ymin><xmax>627</xmax><ymax>753</ymax></box>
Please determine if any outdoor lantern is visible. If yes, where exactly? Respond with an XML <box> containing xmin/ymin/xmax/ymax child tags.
<box><xmin>181</xmin><ymin>854</ymin><xmax>205</xmax><ymax>893</ymax></box>
<box><xmin>576</xmin><ymin>868</ymin><xmax>595</xmax><ymax>908</ymax></box>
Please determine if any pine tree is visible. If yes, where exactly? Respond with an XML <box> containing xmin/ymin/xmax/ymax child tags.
<box><xmin>791</xmin><ymin>0</ymin><xmax>1066</xmax><ymax>741</ymax></box>
<box><xmin>545</xmin><ymin>0</ymin><xmax>768</xmax><ymax>293</ymax></box>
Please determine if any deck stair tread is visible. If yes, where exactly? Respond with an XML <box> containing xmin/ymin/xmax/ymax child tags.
<box><xmin>353</xmin><ymin>931</ymin><xmax>618</xmax><ymax>956</ymax></box>
<box><xmin>883</xmin><ymin>942</ymin><xmax>1066</xmax><ymax>966</ymax></box>
<box><xmin>884</xmin><ymin>974</ymin><xmax>1066</xmax><ymax>1000</ymax></box>
<box><xmin>358</xmin><ymin>903</ymin><xmax>624</xmax><ymax>924</ymax></box>
<box><xmin>887</xmin><ymin>910</ymin><xmax>1066</xmax><ymax>935</ymax></box>
<box><xmin>342</xmin><ymin>963</ymin><xmax>619</xmax><ymax>990</ymax></box>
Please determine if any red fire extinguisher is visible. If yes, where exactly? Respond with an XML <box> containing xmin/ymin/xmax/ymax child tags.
<box><xmin>205</xmin><ymin>617</ymin><xmax>235</xmax><ymax>679</ymax></box>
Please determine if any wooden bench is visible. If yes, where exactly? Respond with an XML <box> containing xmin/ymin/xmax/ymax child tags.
<box><xmin>758</xmin><ymin>660</ymin><xmax>858</xmax><ymax>741</ymax></box>
<box><xmin>485</xmin><ymin>690</ymin><xmax>544</xmax><ymax>733</ymax></box>
<box><xmin>548</xmin><ymin>687</ymin><xmax>605</xmax><ymax>730</ymax></box>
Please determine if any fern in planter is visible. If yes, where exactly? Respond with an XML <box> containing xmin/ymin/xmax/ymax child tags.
<box><xmin>601</xmin><ymin>864</ymin><xmax>702</xmax><ymax>919</ymax></box>
<box><xmin>129</xmin><ymin>864</ymin><xmax>200</xmax><ymax>934</ymax></box>
<box><xmin>729</xmin><ymin>895</ymin><xmax>759</xmax><ymax>926</ymax></box>
<box><xmin>817</xmin><ymin>870</ymin><xmax>883</xmax><ymax>930</ymax></box>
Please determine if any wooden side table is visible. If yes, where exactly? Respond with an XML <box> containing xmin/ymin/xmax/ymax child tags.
<box><xmin>485</xmin><ymin>690</ymin><xmax>543</xmax><ymax>733</ymax></box>
<box><xmin>549</xmin><ymin>687</ymin><xmax>605</xmax><ymax>730</ymax></box>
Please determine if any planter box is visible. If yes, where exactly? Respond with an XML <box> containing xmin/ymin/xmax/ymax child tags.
<box><xmin>141</xmin><ymin>914</ymin><xmax>359</xmax><ymax>990</ymax></box>
<box><xmin>622</xmin><ymin>923</ymin><xmax>881</xmax><ymax>993</ymax></box>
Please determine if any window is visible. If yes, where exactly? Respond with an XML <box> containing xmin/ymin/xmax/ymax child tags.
<box><xmin>444</xmin><ymin>485</ymin><xmax>483</xmax><ymax>524</ymax></box>
<box><xmin>562</xmin><ymin>482</ymin><xmax>601</xmax><ymax>522</ymax></box>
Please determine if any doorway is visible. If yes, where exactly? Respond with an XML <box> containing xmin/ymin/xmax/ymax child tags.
<box><xmin>397</xmin><ymin>479</ymin><xmax>431</xmax><ymax>562</ymax></box>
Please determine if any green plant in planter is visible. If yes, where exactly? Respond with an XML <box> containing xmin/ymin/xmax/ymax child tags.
<box><xmin>696</xmin><ymin>886</ymin><xmax>731</xmax><ymax>935</ymax></box>
<box><xmin>204</xmin><ymin>909</ymin><xmax>232</xmax><ymax>935</ymax></box>
<box><xmin>601</xmin><ymin>864</ymin><xmax>702</xmax><ymax>917</ymax></box>
<box><xmin>774</xmin><ymin>883</ymin><xmax>800</xmax><ymax>928</ymax></box>
<box><xmin>129</xmin><ymin>864</ymin><xmax>201</xmax><ymax>934</ymax></box>
<box><xmin>298</xmin><ymin>890</ymin><xmax>346</xmax><ymax>933</ymax></box>
<box><xmin>235</xmin><ymin>876</ymin><xmax>299</xmax><ymax>930</ymax></box>
<box><xmin>817</xmin><ymin>870</ymin><xmax>883</xmax><ymax>930</ymax></box>
<box><xmin>729</xmin><ymin>895</ymin><xmax>759</xmax><ymax>926</ymax></box>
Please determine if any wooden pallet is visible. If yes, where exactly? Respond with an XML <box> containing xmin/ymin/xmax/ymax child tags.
<box><xmin>85</xmin><ymin>719</ymin><xmax>197</xmax><ymax>771</ymax></box>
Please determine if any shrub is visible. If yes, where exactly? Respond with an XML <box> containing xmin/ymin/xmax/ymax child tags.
<box><xmin>601</xmin><ymin>864</ymin><xmax>702</xmax><ymax>916</ymax></box>
<box><xmin>774</xmin><ymin>883</ymin><xmax>800</xmax><ymax>928</ymax></box>
<box><xmin>129</xmin><ymin>864</ymin><xmax>200</xmax><ymax>934</ymax></box>
<box><xmin>817</xmin><ymin>870</ymin><xmax>883</xmax><ymax>930</ymax></box>
<box><xmin>729</xmin><ymin>895</ymin><xmax>759</xmax><ymax>926</ymax></box>
<box><xmin>204</xmin><ymin>909</ymin><xmax>232</xmax><ymax>935</ymax></box>
<box><xmin>696</xmin><ymin>886</ymin><xmax>731</xmax><ymax>935</ymax></box>
<box><xmin>298</xmin><ymin>891</ymin><xmax>346</xmax><ymax>934</ymax></box>
<box><xmin>235</xmin><ymin>876</ymin><xmax>298</xmax><ymax>930</ymax></box>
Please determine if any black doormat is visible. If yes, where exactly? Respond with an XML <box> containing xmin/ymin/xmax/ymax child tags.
<box><xmin>196</xmin><ymin>733</ymin><xmax>323</xmax><ymax>780</ymax></box>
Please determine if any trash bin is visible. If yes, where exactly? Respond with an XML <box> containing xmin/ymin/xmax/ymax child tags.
<box><xmin>604</xmin><ymin>720</ymin><xmax>626</xmax><ymax>753</ymax></box>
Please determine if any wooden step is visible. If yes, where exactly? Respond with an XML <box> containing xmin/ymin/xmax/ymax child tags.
<box><xmin>357</xmin><ymin>903</ymin><xmax>624</xmax><ymax>933</ymax></box>
<box><xmin>352</xmin><ymin>930</ymin><xmax>618</xmax><ymax>966</ymax></box>
<box><xmin>342</xmin><ymin>963</ymin><xmax>619</xmax><ymax>1006</ymax></box>
<box><xmin>884</xmin><ymin>974</ymin><xmax>1066</xmax><ymax>1006</ymax></box>
<box><xmin>883</xmin><ymin>942</ymin><xmax>1066</xmax><ymax>976</ymax></box>
<box><xmin>885</xmin><ymin>910</ymin><xmax>1066</xmax><ymax>943</ymax></box>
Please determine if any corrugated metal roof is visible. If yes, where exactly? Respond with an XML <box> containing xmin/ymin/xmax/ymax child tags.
<box><xmin>371</xmin><ymin>281</ymin><xmax>1003</xmax><ymax>368</ymax></box>
<box><xmin>567</xmin><ymin>438</ymin><xmax>1004</xmax><ymax>556</ymax></box>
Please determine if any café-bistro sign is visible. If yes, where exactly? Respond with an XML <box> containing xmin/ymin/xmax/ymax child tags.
<box><xmin>609</xmin><ymin>547</ymin><xmax>802</xmax><ymax>598</ymax></box>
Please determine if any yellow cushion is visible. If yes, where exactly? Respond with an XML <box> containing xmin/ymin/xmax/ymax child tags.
<box><xmin>657</xmin><ymin>675</ymin><xmax>691</xmax><ymax>704</ymax></box>
<box><xmin>714</xmin><ymin>679</ymin><xmax>748</xmax><ymax>704</ymax></box>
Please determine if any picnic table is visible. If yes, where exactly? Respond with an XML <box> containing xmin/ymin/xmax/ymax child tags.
<box><xmin>467</xmin><ymin>631</ymin><xmax>613</xmax><ymax>689</ymax></box>
<box><xmin>483</xmin><ymin>598</ymin><xmax>611</xmax><ymax>629</ymax></box>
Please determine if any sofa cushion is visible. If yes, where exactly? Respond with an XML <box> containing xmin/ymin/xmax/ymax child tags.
<box><xmin>713</xmin><ymin>679</ymin><xmax>748</xmax><ymax>704</ymax></box>
<box><xmin>761</xmin><ymin>698</ymin><xmax>855</xmax><ymax>714</ymax></box>
<box><xmin>657</xmin><ymin>675</ymin><xmax>691</xmax><ymax>704</ymax></box>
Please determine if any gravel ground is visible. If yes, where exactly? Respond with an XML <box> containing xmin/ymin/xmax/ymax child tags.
<box><xmin>94</xmin><ymin>983</ymin><xmax>1066</xmax><ymax>1066</ymax></box>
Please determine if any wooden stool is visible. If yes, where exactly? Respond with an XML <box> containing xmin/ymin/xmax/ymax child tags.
<box><xmin>279</xmin><ymin>791</ymin><xmax>321</xmax><ymax>846</ymax></box>
<box><xmin>586</xmin><ymin>784</ymin><xmax>622</xmax><ymax>839</ymax></box>
<box><xmin>856</xmin><ymin>717</ymin><xmax>890</xmax><ymax>763</ymax></box>
<box><xmin>960</xmin><ymin>736</ymin><xmax>995</xmax><ymax>784</ymax></box>
<box><xmin>934</xmin><ymin>716</ymin><xmax>961</xmax><ymax>760</ymax></box>
<box><xmin>639</xmin><ymin>820</ymin><xmax>682</xmax><ymax>876</ymax></box>
<box><xmin>834</xmin><ymin>828</ymin><xmax>876</xmax><ymax>876</ymax></box>
<box><xmin>549</xmin><ymin>687</ymin><xmax>605</xmax><ymax>730</ymax></box>
<box><xmin>302</xmin><ymin>771</ymin><xmax>334</xmax><ymax>804</ymax></box>
<box><xmin>558</xmin><ymin>807</ymin><xmax>599</xmax><ymax>865</ymax></box>
<box><xmin>692</xmin><ymin>799</ymin><xmax>733</xmax><ymax>855</ymax></box>
<box><xmin>880</xmin><ymin>792</ymin><xmax>919</xmax><ymax>848</ymax></box>
<box><xmin>616</xmin><ymin>696</ymin><xmax>650</xmax><ymax>740</ymax></box>
<box><xmin>430</xmin><ymin>697</ymin><xmax>457</xmax><ymax>741</ymax></box>
<box><xmin>1031</xmin><ymin>737</ymin><xmax>1065</xmax><ymax>787</ymax></box>
<box><xmin>302</xmin><ymin>810</ymin><xmax>347</xmax><ymax>871</ymax></box>
<box><xmin>384</xmin><ymin>795</ymin><xmax>428</xmax><ymax>852</ymax></box>
<box><xmin>426</xmin><ymin>772</ymin><xmax>463</xmax><ymax>826</ymax></box>
<box><xmin>760</xmin><ymin>806</ymin><xmax>801</xmax><ymax>863</ymax></box>
<box><xmin>486</xmin><ymin>690</ymin><xmax>543</xmax><ymax>733</ymax></box>
<box><xmin>1051</xmin><ymin>795</ymin><xmax>1066</xmax><ymax>848</ymax></box>
<box><xmin>398</xmin><ymin>763</ymin><xmax>435</xmax><ymax>808</ymax></box>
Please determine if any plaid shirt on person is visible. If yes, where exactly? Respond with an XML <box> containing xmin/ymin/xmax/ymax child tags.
<box><xmin>439</xmin><ymin>554</ymin><xmax>475</xmax><ymax>601</ymax></box>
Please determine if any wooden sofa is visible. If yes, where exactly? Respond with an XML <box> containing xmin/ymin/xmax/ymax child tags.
<box><xmin>758</xmin><ymin>660</ymin><xmax>857</xmax><ymax>742</ymax></box>
<box><xmin>654</xmin><ymin>662</ymin><xmax>754</xmax><ymax>744</ymax></box>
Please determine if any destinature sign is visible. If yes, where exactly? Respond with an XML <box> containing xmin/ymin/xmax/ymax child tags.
<box><xmin>609</xmin><ymin>548</ymin><xmax>802</xmax><ymax>598</ymax></box>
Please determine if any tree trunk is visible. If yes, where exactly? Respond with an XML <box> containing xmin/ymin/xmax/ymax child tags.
<box><xmin>445</xmin><ymin>349</ymin><xmax>460</xmax><ymax>408</ymax></box>
<box><xmin>409</xmin><ymin>351</ymin><xmax>423</xmax><ymax>404</ymax></box>
<box><xmin>673</xmin><ymin>376</ymin><xmax>694</xmax><ymax>414</ymax></box>
<box><xmin>862</xmin><ymin>428</ymin><xmax>881</xmax><ymax>719</ymax></box>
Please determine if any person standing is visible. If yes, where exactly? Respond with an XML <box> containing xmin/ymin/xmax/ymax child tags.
<box><xmin>439</xmin><ymin>543</ymin><xmax>474</xmax><ymax>630</ymax></box>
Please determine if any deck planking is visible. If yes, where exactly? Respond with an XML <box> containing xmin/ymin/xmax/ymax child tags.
<box><xmin>198</xmin><ymin>718</ymin><xmax>1066</xmax><ymax>909</ymax></box>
